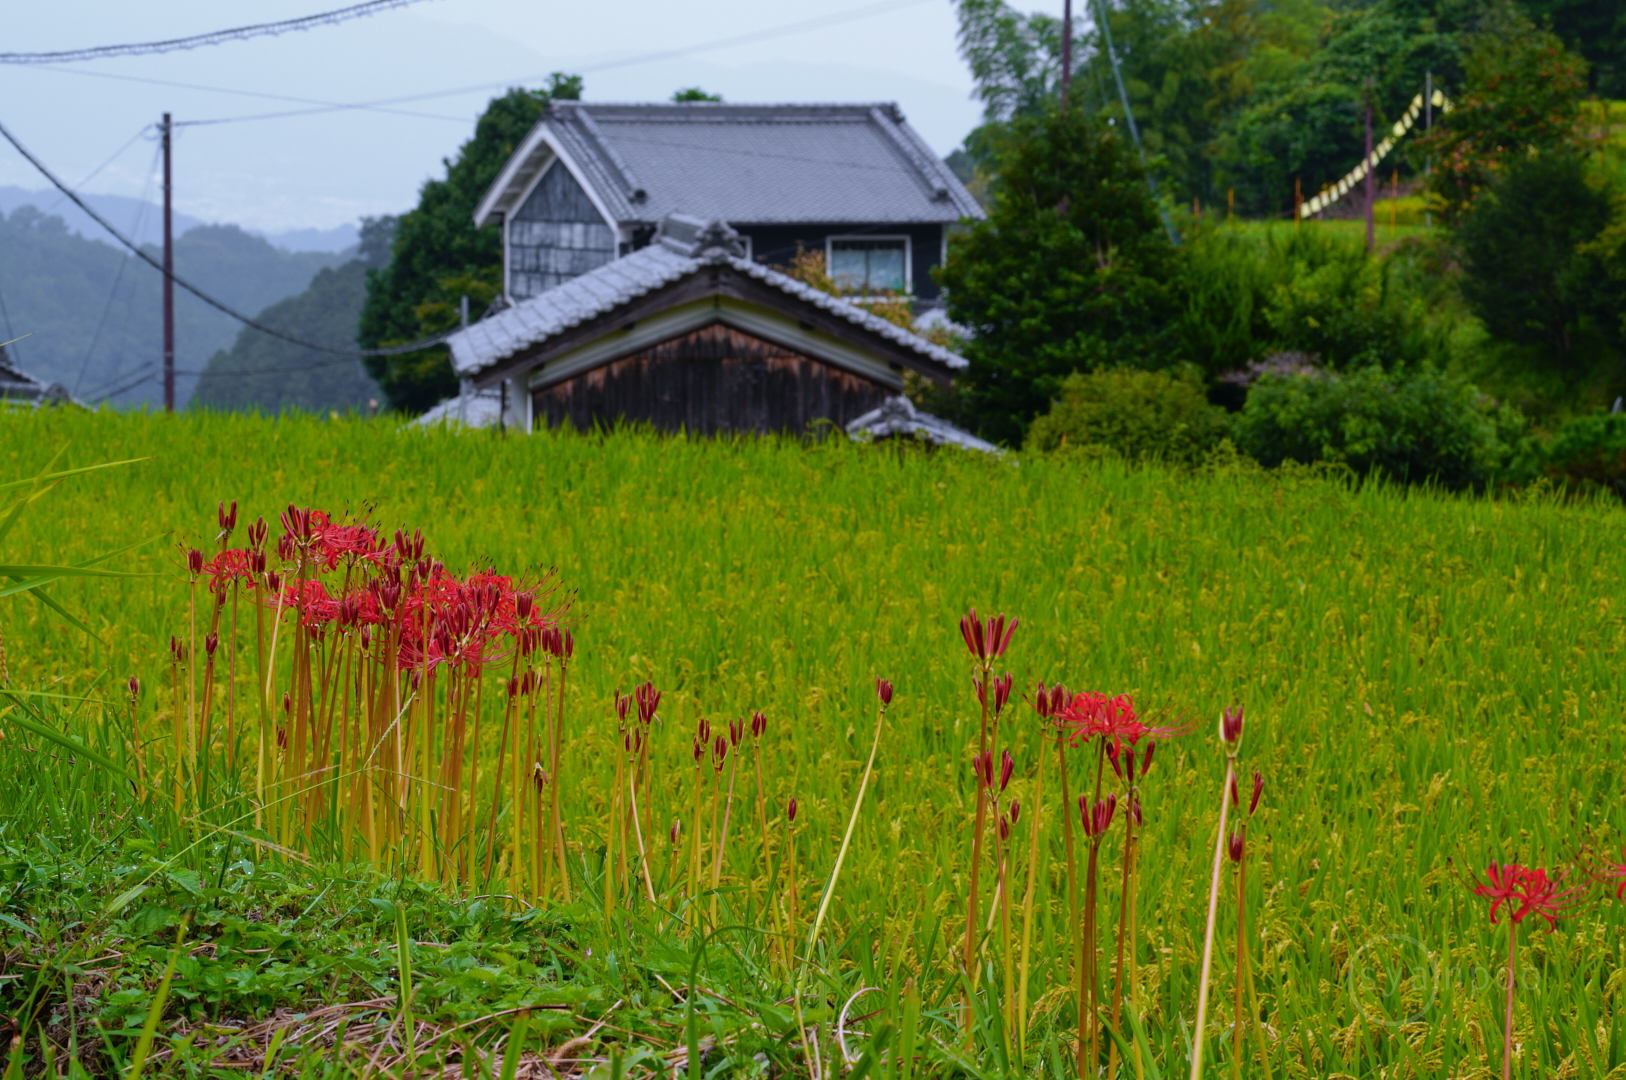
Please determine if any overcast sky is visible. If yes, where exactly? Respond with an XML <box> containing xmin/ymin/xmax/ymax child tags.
<box><xmin>0</xmin><ymin>0</ymin><xmax>1072</xmax><ymax>234</ymax></box>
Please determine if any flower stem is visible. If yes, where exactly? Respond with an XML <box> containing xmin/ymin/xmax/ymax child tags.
<box><xmin>1502</xmin><ymin>917</ymin><xmax>1516</xmax><ymax>1080</ymax></box>
<box><xmin>1190</xmin><ymin>756</ymin><xmax>1236</xmax><ymax>1080</ymax></box>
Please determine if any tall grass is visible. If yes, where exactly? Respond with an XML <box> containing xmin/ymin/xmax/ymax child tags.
<box><xmin>2</xmin><ymin>408</ymin><xmax>1624</xmax><ymax>1076</ymax></box>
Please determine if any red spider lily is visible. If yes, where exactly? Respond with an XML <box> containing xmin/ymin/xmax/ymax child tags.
<box><xmin>127</xmin><ymin>676</ymin><xmax>140</xmax><ymax>701</ymax></box>
<box><xmin>1080</xmin><ymin>794</ymin><xmax>1117</xmax><ymax>838</ymax></box>
<box><xmin>203</xmin><ymin>550</ymin><xmax>255</xmax><ymax>594</ymax></box>
<box><xmin>712</xmin><ymin>735</ymin><xmax>728</xmax><ymax>772</ymax></box>
<box><xmin>692</xmin><ymin>738</ymin><xmax>705</xmax><ymax>766</ymax></box>
<box><xmin>670</xmin><ymin>819</ymin><xmax>682</xmax><ymax>844</ymax></box>
<box><xmin>247</xmin><ymin>516</ymin><xmax>268</xmax><ymax>552</ymax></box>
<box><xmin>787</xmin><ymin>797</ymin><xmax>798</xmax><ymax>822</ymax></box>
<box><xmin>749</xmin><ymin>710</ymin><xmax>767</xmax><ymax>739</ymax></box>
<box><xmin>217</xmin><ymin>499</ymin><xmax>237</xmax><ymax>539</ymax></box>
<box><xmin>875</xmin><ymin>676</ymin><xmax>894</xmax><ymax>706</ymax></box>
<box><xmin>696</xmin><ymin>717</ymin><xmax>712</xmax><ymax>745</ymax></box>
<box><xmin>1249</xmin><ymin>771</ymin><xmax>1264</xmax><ymax>815</ymax></box>
<box><xmin>729</xmin><ymin>717</ymin><xmax>745</xmax><ymax>746</ymax></box>
<box><xmin>1031</xmin><ymin>680</ymin><xmax>1070</xmax><ymax>719</ymax></box>
<box><xmin>1221</xmin><ymin>705</ymin><xmax>1244</xmax><ymax>745</ymax></box>
<box><xmin>1475</xmin><ymin>862</ymin><xmax>1583</xmax><ymax>929</ymax></box>
<box><xmin>1058</xmin><ymin>692</ymin><xmax>1144</xmax><ymax>748</ymax></box>
<box><xmin>959</xmin><ymin>607</ymin><xmax>1018</xmax><ymax>662</ymax></box>
<box><xmin>615</xmin><ymin>691</ymin><xmax>631</xmax><ymax>725</ymax></box>
<box><xmin>998</xmin><ymin>815</ymin><xmax>1011</xmax><ymax>841</ymax></box>
<box><xmin>186</xmin><ymin>548</ymin><xmax>205</xmax><ymax>577</ymax></box>
<box><xmin>1009</xmin><ymin>799</ymin><xmax>1020</xmax><ymax>824</ymax></box>
<box><xmin>999</xmin><ymin>748</ymin><xmax>1014</xmax><ymax>792</ymax></box>
<box><xmin>205</xmin><ymin>631</ymin><xmax>219</xmax><ymax>657</ymax></box>
<box><xmin>973</xmin><ymin>750</ymin><xmax>994</xmax><ymax>790</ymax></box>
<box><xmin>1603</xmin><ymin>850</ymin><xmax>1626</xmax><ymax>901</ymax></box>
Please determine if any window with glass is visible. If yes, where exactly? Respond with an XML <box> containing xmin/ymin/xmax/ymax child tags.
<box><xmin>827</xmin><ymin>237</ymin><xmax>909</xmax><ymax>293</ymax></box>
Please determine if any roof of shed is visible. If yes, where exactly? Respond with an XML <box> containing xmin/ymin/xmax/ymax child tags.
<box><xmin>445</xmin><ymin>215</ymin><xmax>969</xmax><ymax>380</ymax></box>
<box><xmin>475</xmin><ymin>102</ymin><xmax>983</xmax><ymax>228</ymax></box>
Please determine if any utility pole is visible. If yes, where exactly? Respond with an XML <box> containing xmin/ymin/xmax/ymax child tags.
<box><xmin>1364</xmin><ymin>78</ymin><xmax>1375</xmax><ymax>254</ymax></box>
<box><xmin>1061</xmin><ymin>0</ymin><xmax>1072</xmax><ymax>98</ymax></box>
<box><xmin>161</xmin><ymin>112</ymin><xmax>175</xmax><ymax>413</ymax></box>
<box><xmin>1424</xmin><ymin>72</ymin><xmax>1433</xmax><ymax>229</ymax></box>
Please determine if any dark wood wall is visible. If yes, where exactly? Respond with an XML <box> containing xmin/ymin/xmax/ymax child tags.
<box><xmin>532</xmin><ymin>323</ymin><xmax>893</xmax><ymax>435</ymax></box>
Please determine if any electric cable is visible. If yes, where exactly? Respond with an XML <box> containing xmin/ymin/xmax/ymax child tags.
<box><xmin>0</xmin><ymin>1</ymin><xmax>435</xmax><ymax>65</ymax></box>
<box><xmin>72</xmin><ymin>140</ymin><xmax>160</xmax><ymax>396</ymax></box>
<box><xmin>0</xmin><ymin>116</ymin><xmax>454</xmax><ymax>360</ymax></box>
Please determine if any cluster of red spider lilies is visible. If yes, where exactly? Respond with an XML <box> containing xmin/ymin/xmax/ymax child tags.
<box><xmin>134</xmin><ymin>502</ymin><xmax>580</xmax><ymax>900</ymax></box>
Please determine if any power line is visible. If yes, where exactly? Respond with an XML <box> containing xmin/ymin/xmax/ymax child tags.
<box><xmin>0</xmin><ymin>0</ymin><xmax>435</xmax><ymax>65</ymax></box>
<box><xmin>82</xmin><ymin>0</ymin><xmax>938</xmax><ymax>128</ymax></box>
<box><xmin>0</xmin><ymin>116</ymin><xmax>452</xmax><ymax>360</ymax></box>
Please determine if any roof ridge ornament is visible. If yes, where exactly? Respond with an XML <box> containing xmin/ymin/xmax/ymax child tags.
<box><xmin>656</xmin><ymin>212</ymin><xmax>746</xmax><ymax>259</ymax></box>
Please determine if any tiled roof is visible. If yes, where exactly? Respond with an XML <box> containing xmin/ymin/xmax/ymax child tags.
<box><xmin>477</xmin><ymin>102</ymin><xmax>983</xmax><ymax>228</ymax></box>
<box><xmin>446</xmin><ymin>216</ymin><xmax>969</xmax><ymax>379</ymax></box>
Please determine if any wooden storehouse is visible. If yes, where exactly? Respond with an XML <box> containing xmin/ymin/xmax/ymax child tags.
<box><xmin>442</xmin><ymin>214</ymin><xmax>973</xmax><ymax>437</ymax></box>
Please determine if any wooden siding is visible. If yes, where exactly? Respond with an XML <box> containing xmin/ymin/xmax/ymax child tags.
<box><xmin>509</xmin><ymin>161</ymin><xmax>616</xmax><ymax>300</ymax></box>
<box><xmin>533</xmin><ymin>323</ymin><xmax>892</xmax><ymax>435</ymax></box>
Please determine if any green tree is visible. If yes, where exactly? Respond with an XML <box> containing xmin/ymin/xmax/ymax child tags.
<box><xmin>671</xmin><ymin>87</ymin><xmax>722</xmax><ymax>102</ymax></box>
<box><xmin>1420</xmin><ymin>0</ymin><xmax>1588</xmax><ymax>224</ymax></box>
<box><xmin>1025</xmin><ymin>366</ymin><xmax>1232</xmax><ymax>462</ymax></box>
<box><xmin>358</xmin><ymin>74</ymin><xmax>581</xmax><ymax>414</ymax></box>
<box><xmin>937</xmin><ymin>99</ymin><xmax>1177</xmax><ymax>445</ymax></box>
<box><xmin>1457</xmin><ymin>151</ymin><xmax>1619</xmax><ymax>364</ymax></box>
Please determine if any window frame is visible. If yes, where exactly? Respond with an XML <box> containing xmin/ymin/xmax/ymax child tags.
<box><xmin>824</xmin><ymin>234</ymin><xmax>912</xmax><ymax>296</ymax></box>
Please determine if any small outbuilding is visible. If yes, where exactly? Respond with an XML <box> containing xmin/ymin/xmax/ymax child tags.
<box><xmin>443</xmin><ymin>214</ymin><xmax>972</xmax><ymax>437</ymax></box>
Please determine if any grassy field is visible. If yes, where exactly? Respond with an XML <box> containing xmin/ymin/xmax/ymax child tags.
<box><xmin>2</xmin><ymin>408</ymin><xmax>1624</xmax><ymax>1078</ymax></box>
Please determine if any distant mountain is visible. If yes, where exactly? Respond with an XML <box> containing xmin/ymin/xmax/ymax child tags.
<box><xmin>0</xmin><ymin>205</ymin><xmax>346</xmax><ymax>407</ymax></box>
<box><xmin>192</xmin><ymin>219</ymin><xmax>394</xmax><ymax>414</ymax></box>
<box><xmin>0</xmin><ymin>187</ymin><xmax>359</xmax><ymax>253</ymax></box>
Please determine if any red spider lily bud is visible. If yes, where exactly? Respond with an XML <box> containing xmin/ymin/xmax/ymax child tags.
<box><xmin>1141</xmin><ymin>741</ymin><xmax>1156</xmax><ymax>775</ymax></box>
<box><xmin>875</xmin><ymin>676</ymin><xmax>894</xmax><ymax>706</ymax></box>
<box><xmin>696</xmin><ymin>717</ymin><xmax>711</xmax><ymax>744</ymax></box>
<box><xmin>560</xmin><ymin>630</ymin><xmax>574</xmax><ymax>662</ymax></box>
<box><xmin>1009</xmin><ymin>799</ymin><xmax>1020</xmax><ymax>825</ymax></box>
<box><xmin>1106</xmin><ymin>739</ymin><xmax>1123</xmax><ymax>778</ymax></box>
<box><xmin>712</xmin><ymin>735</ymin><xmax>728</xmax><ymax>772</ymax></box>
<box><xmin>670</xmin><ymin>819</ymin><xmax>681</xmax><ymax>845</ymax></box>
<box><xmin>1125</xmin><ymin>745</ymin><xmax>1137</xmax><ymax>785</ymax></box>
<box><xmin>515</xmin><ymin>592</ymin><xmax>533</xmax><ymax>621</ymax></box>
<box><xmin>961</xmin><ymin>608</ymin><xmax>985</xmax><ymax>661</ymax></box>
<box><xmin>1228</xmin><ymin>828</ymin><xmax>1245</xmax><ymax>863</ymax></box>
<box><xmin>186</xmin><ymin>548</ymin><xmax>205</xmax><ymax>576</ymax></box>
<box><xmin>247</xmin><ymin>517</ymin><xmax>267</xmax><ymax>551</ymax></box>
<box><xmin>624</xmin><ymin>729</ymin><xmax>636</xmax><ymax>753</ymax></box>
<box><xmin>1033</xmin><ymin>681</ymin><xmax>1052</xmax><ymax>718</ymax></box>
<box><xmin>1229</xmin><ymin>772</ymin><xmax>1240</xmax><ymax>809</ymax></box>
<box><xmin>1250</xmin><ymin>771</ymin><xmax>1264</xmax><ymax>816</ymax></box>
<box><xmin>974</xmin><ymin>750</ymin><xmax>994</xmax><ymax>790</ymax></box>
<box><xmin>973</xmin><ymin>674</ymin><xmax>988</xmax><ymax>710</ymax></box>
<box><xmin>522</xmin><ymin>671</ymin><xmax>537</xmax><ymax>696</ymax></box>
<box><xmin>986</xmin><ymin>614</ymin><xmax>1017</xmax><ymax>659</ymax></box>
<box><xmin>360</xmin><ymin>625</ymin><xmax>372</xmax><ymax>650</ymax></box>
<box><xmin>636</xmin><ymin>682</ymin><xmax>661</xmax><ymax>725</ymax></box>
<box><xmin>998</xmin><ymin>815</ymin><xmax>1010</xmax><ymax>841</ymax></box>
<box><xmin>533</xmin><ymin>762</ymin><xmax>548</xmax><ymax>794</ymax></box>
<box><xmin>218</xmin><ymin>499</ymin><xmax>238</xmax><ymax>534</ymax></box>
<box><xmin>127</xmin><ymin>676</ymin><xmax>140</xmax><ymax>701</ymax></box>
<box><xmin>750</xmin><ymin>710</ymin><xmax>767</xmax><ymax>739</ymax></box>
<box><xmin>616</xmin><ymin>692</ymin><xmax>631</xmax><ymax>724</ymax></box>
<box><xmin>692</xmin><ymin>738</ymin><xmax>705</xmax><ymax>767</ymax></box>
<box><xmin>205</xmin><ymin>631</ymin><xmax>219</xmax><ymax>657</ymax></box>
<box><xmin>276</xmin><ymin>727</ymin><xmax>288</xmax><ymax>750</ymax></box>
<box><xmin>990</xmin><ymin>680</ymin><xmax>1013</xmax><ymax>716</ymax></box>
<box><xmin>266</xmin><ymin>571</ymin><xmax>283</xmax><ymax>594</ymax></box>
<box><xmin>729</xmin><ymin>717</ymin><xmax>744</xmax><ymax>746</ymax></box>
<box><xmin>282</xmin><ymin>691</ymin><xmax>291</xmax><ymax>715</ymax></box>
<box><xmin>1049</xmin><ymin>684</ymin><xmax>1068</xmax><ymax>717</ymax></box>
<box><xmin>787</xmin><ymin>797</ymin><xmax>798</xmax><ymax>823</ymax></box>
<box><xmin>275</xmin><ymin>533</ymin><xmax>296</xmax><ymax>561</ymax></box>
<box><xmin>1081</xmin><ymin>794</ymin><xmax>1117</xmax><ymax>837</ymax></box>
<box><xmin>169</xmin><ymin>635</ymin><xmax>184</xmax><ymax>663</ymax></box>
<box><xmin>509</xmin><ymin>676</ymin><xmax>520</xmax><ymax>699</ymax></box>
<box><xmin>999</xmin><ymin>748</ymin><xmax>1014</xmax><ymax>792</ymax></box>
<box><xmin>1220</xmin><ymin>705</ymin><xmax>1244</xmax><ymax>745</ymax></box>
<box><xmin>1130</xmin><ymin>793</ymin><xmax>1143</xmax><ymax>827</ymax></box>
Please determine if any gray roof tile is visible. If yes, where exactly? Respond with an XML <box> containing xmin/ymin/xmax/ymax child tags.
<box><xmin>446</xmin><ymin>220</ymin><xmax>968</xmax><ymax>379</ymax></box>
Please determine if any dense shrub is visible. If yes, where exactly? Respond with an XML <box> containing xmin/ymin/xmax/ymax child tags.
<box><xmin>1025</xmin><ymin>367</ymin><xmax>1232</xmax><ymax>464</ymax></box>
<box><xmin>1517</xmin><ymin>413</ymin><xmax>1626</xmax><ymax>499</ymax></box>
<box><xmin>1234</xmin><ymin>364</ymin><xmax>1521</xmax><ymax>489</ymax></box>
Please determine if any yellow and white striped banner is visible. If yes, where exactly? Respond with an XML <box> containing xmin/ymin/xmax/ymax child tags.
<box><xmin>1299</xmin><ymin>89</ymin><xmax>1452</xmax><ymax>219</ymax></box>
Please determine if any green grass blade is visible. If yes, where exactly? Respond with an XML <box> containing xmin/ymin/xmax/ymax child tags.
<box><xmin>0</xmin><ymin>694</ymin><xmax>129</xmax><ymax>777</ymax></box>
<box><xmin>126</xmin><ymin>917</ymin><xmax>187</xmax><ymax>1080</ymax></box>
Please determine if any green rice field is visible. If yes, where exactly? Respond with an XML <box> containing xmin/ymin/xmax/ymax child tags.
<box><xmin>1</xmin><ymin>408</ymin><xmax>1623</xmax><ymax>1078</ymax></box>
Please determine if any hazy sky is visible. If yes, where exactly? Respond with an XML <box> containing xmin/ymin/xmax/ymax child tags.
<box><xmin>0</xmin><ymin>0</ymin><xmax>1072</xmax><ymax>234</ymax></box>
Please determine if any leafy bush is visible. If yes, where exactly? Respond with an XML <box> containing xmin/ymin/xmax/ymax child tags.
<box><xmin>1234</xmin><ymin>364</ymin><xmax>1522</xmax><ymax>489</ymax></box>
<box><xmin>1516</xmin><ymin>413</ymin><xmax>1626</xmax><ymax>499</ymax></box>
<box><xmin>1025</xmin><ymin>367</ymin><xmax>1232</xmax><ymax>464</ymax></box>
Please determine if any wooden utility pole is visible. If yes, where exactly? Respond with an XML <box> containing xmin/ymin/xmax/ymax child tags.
<box><xmin>161</xmin><ymin>112</ymin><xmax>175</xmax><ymax>413</ymax></box>
<box><xmin>1294</xmin><ymin>177</ymin><xmax>1302</xmax><ymax>227</ymax></box>
<box><xmin>1364</xmin><ymin>78</ymin><xmax>1375</xmax><ymax>254</ymax></box>
<box><xmin>1061</xmin><ymin>0</ymin><xmax>1073</xmax><ymax>97</ymax></box>
<box><xmin>1424</xmin><ymin>72</ymin><xmax>1433</xmax><ymax>228</ymax></box>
